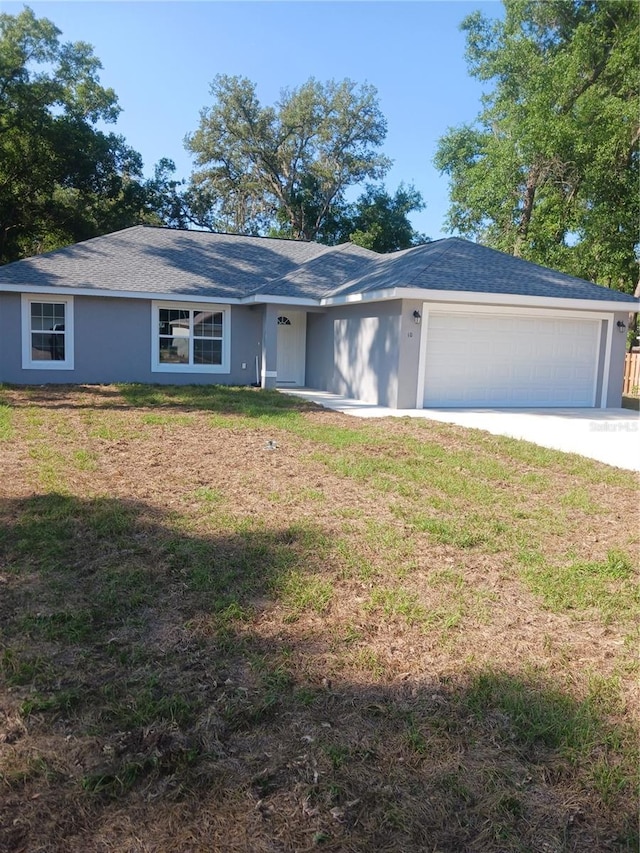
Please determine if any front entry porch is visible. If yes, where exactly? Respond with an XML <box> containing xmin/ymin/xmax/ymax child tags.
<box><xmin>260</xmin><ymin>304</ymin><xmax>307</xmax><ymax>389</ymax></box>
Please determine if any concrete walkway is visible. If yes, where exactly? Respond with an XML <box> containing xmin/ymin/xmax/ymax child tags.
<box><xmin>281</xmin><ymin>389</ymin><xmax>640</xmax><ymax>472</ymax></box>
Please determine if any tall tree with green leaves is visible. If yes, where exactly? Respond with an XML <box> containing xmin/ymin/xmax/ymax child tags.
<box><xmin>434</xmin><ymin>0</ymin><xmax>639</xmax><ymax>293</ymax></box>
<box><xmin>185</xmin><ymin>75</ymin><xmax>391</xmax><ymax>241</ymax></box>
<box><xmin>0</xmin><ymin>7</ymin><xmax>162</xmax><ymax>264</ymax></box>
<box><xmin>345</xmin><ymin>183</ymin><xmax>429</xmax><ymax>253</ymax></box>
<box><xmin>268</xmin><ymin>182</ymin><xmax>428</xmax><ymax>251</ymax></box>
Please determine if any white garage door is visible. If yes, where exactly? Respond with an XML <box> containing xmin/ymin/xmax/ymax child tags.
<box><xmin>423</xmin><ymin>311</ymin><xmax>600</xmax><ymax>407</ymax></box>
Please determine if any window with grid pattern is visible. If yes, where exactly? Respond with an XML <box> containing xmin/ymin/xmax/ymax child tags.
<box><xmin>152</xmin><ymin>303</ymin><xmax>230</xmax><ymax>373</ymax></box>
<box><xmin>21</xmin><ymin>295</ymin><xmax>74</xmax><ymax>370</ymax></box>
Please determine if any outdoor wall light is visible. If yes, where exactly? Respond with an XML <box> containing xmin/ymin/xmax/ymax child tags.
<box><xmin>616</xmin><ymin>320</ymin><xmax>626</xmax><ymax>333</ymax></box>
<box><xmin>412</xmin><ymin>310</ymin><xmax>422</xmax><ymax>325</ymax></box>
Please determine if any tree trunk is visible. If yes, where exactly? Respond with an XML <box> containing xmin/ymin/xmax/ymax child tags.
<box><xmin>513</xmin><ymin>167</ymin><xmax>539</xmax><ymax>257</ymax></box>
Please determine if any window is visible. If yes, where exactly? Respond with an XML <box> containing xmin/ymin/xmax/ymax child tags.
<box><xmin>152</xmin><ymin>302</ymin><xmax>230</xmax><ymax>373</ymax></box>
<box><xmin>21</xmin><ymin>295</ymin><xmax>74</xmax><ymax>370</ymax></box>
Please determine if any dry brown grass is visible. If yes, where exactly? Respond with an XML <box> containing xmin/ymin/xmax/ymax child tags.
<box><xmin>0</xmin><ymin>384</ymin><xmax>638</xmax><ymax>853</ymax></box>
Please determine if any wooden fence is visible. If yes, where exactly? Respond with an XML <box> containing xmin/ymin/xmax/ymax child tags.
<box><xmin>623</xmin><ymin>352</ymin><xmax>640</xmax><ymax>396</ymax></box>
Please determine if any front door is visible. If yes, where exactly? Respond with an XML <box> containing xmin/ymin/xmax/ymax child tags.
<box><xmin>276</xmin><ymin>312</ymin><xmax>306</xmax><ymax>386</ymax></box>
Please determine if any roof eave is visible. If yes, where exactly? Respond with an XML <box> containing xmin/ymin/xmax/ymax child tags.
<box><xmin>2</xmin><ymin>281</ymin><xmax>637</xmax><ymax>314</ymax></box>
<box><xmin>0</xmin><ymin>283</ymin><xmax>246</xmax><ymax>304</ymax></box>
<box><xmin>321</xmin><ymin>286</ymin><xmax>640</xmax><ymax>313</ymax></box>
<box><xmin>239</xmin><ymin>294</ymin><xmax>320</xmax><ymax>307</ymax></box>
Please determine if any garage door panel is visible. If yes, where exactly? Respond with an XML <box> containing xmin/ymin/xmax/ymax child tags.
<box><xmin>423</xmin><ymin>312</ymin><xmax>599</xmax><ymax>407</ymax></box>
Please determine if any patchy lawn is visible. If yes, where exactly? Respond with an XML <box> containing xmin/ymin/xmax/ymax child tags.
<box><xmin>0</xmin><ymin>384</ymin><xmax>638</xmax><ymax>853</ymax></box>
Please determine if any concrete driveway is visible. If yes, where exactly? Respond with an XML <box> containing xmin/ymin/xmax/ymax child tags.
<box><xmin>282</xmin><ymin>389</ymin><xmax>640</xmax><ymax>472</ymax></box>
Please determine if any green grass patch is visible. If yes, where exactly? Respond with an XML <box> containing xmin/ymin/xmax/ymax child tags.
<box><xmin>99</xmin><ymin>678</ymin><xmax>199</xmax><ymax>730</ymax></box>
<box><xmin>289</xmin><ymin>419</ymin><xmax>378</xmax><ymax>448</ymax></box>
<box><xmin>297</xmin><ymin>487</ymin><xmax>325</xmax><ymax>502</ymax></box>
<box><xmin>94</xmin><ymin>566</ymin><xmax>154</xmax><ymax>615</ymax></box>
<box><xmin>87</xmin><ymin>497</ymin><xmax>136</xmax><ymax>536</ymax></box>
<box><xmin>427</xmin><ymin>567</ymin><xmax>466</xmax><ymax>590</ymax></box>
<box><xmin>81</xmin><ymin>758</ymin><xmax>158</xmax><ymax>797</ymax></box>
<box><xmin>3</xmin><ymin>494</ymin><xmax>145</xmax><ymax>581</ymax></box>
<box><xmin>463</xmin><ymin>669</ymin><xmax>637</xmax><ymax>774</ymax></box>
<box><xmin>81</xmin><ymin>410</ymin><xmax>140</xmax><ymax>441</ymax></box>
<box><xmin>423</xmin><ymin>569</ymin><xmax>496</xmax><ymax>632</ymax></box>
<box><xmin>589</xmin><ymin>760</ymin><xmax>631</xmax><ymax>807</ymax></box>
<box><xmin>21</xmin><ymin>688</ymin><xmax>84</xmax><ymax>718</ymax></box>
<box><xmin>193</xmin><ymin>486</ymin><xmax>224</xmax><ymax>503</ymax></box>
<box><xmin>521</xmin><ymin>549</ymin><xmax>638</xmax><ymax>622</ymax></box>
<box><xmin>336</xmin><ymin>537</ymin><xmax>377</xmax><ymax>580</ymax></box>
<box><xmin>217</xmin><ymin>655</ymin><xmax>295</xmax><ymax>729</ymax></box>
<box><xmin>72</xmin><ymin>449</ymin><xmax>98</xmax><ymax>471</ymax></box>
<box><xmin>0</xmin><ymin>648</ymin><xmax>51</xmax><ymax>686</ymax></box>
<box><xmin>21</xmin><ymin>406</ymin><xmax>45</xmax><ymax>439</ymax></box>
<box><xmin>324</xmin><ymin>743</ymin><xmax>351</xmax><ymax>769</ymax></box>
<box><xmin>8</xmin><ymin>494</ymin><xmax>78</xmax><ymax>570</ymax></box>
<box><xmin>167</xmin><ymin>522</ymin><xmax>332</xmax><ymax>616</ymax></box>
<box><xmin>424</xmin><ymin>601</ymin><xmax>467</xmax><ymax>632</ymax></box>
<box><xmin>403</xmin><ymin>715</ymin><xmax>429</xmax><ymax>756</ymax></box>
<box><xmin>118</xmin><ymin>383</ymin><xmax>308</xmax><ymax>415</ymax></box>
<box><xmin>28</xmin><ymin>445</ymin><xmax>68</xmax><ymax>491</ymax></box>
<box><xmin>20</xmin><ymin>610</ymin><xmax>95</xmax><ymax>643</ymax></box>
<box><xmin>276</xmin><ymin>570</ymin><xmax>334</xmax><ymax>619</ymax></box>
<box><xmin>141</xmin><ymin>412</ymin><xmax>196</xmax><ymax>426</ymax></box>
<box><xmin>350</xmin><ymin>647</ymin><xmax>387</xmax><ymax>678</ymax></box>
<box><xmin>466</xmin><ymin>430</ymin><xmax>632</xmax><ymax>487</ymax></box>
<box><xmin>316</xmin><ymin>433</ymin><xmax>515</xmax><ymax>510</ymax></box>
<box><xmin>366</xmin><ymin>587</ymin><xmax>427</xmax><ymax>626</ymax></box>
<box><xmin>0</xmin><ymin>401</ymin><xmax>13</xmax><ymax>440</ymax></box>
<box><xmin>560</xmin><ymin>488</ymin><xmax>606</xmax><ymax>513</ymax></box>
<box><xmin>406</xmin><ymin>512</ymin><xmax>513</xmax><ymax>551</ymax></box>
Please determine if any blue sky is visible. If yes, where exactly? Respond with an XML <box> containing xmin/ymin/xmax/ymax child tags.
<box><xmin>6</xmin><ymin>1</ymin><xmax>501</xmax><ymax>239</ymax></box>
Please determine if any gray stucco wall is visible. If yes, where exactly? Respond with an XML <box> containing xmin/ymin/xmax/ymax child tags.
<box><xmin>305</xmin><ymin>300</ymin><xmax>631</xmax><ymax>410</ymax></box>
<box><xmin>306</xmin><ymin>301</ymin><xmax>403</xmax><ymax>407</ymax></box>
<box><xmin>0</xmin><ymin>293</ymin><xmax>263</xmax><ymax>386</ymax></box>
<box><xmin>590</xmin><ymin>311</ymin><xmax>632</xmax><ymax>407</ymax></box>
<box><xmin>305</xmin><ymin>312</ymin><xmax>333</xmax><ymax>393</ymax></box>
<box><xmin>0</xmin><ymin>291</ymin><xmax>631</xmax><ymax>407</ymax></box>
<box><xmin>396</xmin><ymin>300</ymin><xmax>425</xmax><ymax>409</ymax></box>
<box><xmin>606</xmin><ymin>311</ymin><xmax>630</xmax><ymax>406</ymax></box>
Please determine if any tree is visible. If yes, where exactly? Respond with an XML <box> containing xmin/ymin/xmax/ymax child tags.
<box><xmin>185</xmin><ymin>75</ymin><xmax>391</xmax><ymax>241</ymax></box>
<box><xmin>434</xmin><ymin>0</ymin><xmax>639</xmax><ymax>293</ymax></box>
<box><xmin>344</xmin><ymin>183</ymin><xmax>428</xmax><ymax>253</ymax></box>
<box><xmin>0</xmin><ymin>7</ymin><xmax>163</xmax><ymax>264</ymax></box>
<box><xmin>267</xmin><ymin>182</ymin><xmax>428</xmax><ymax>252</ymax></box>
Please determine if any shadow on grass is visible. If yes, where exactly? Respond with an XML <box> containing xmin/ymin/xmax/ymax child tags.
<box><xmin>0</xmin><ymin>493</ymin><xmax>637</xmax><ymax>853</ymax></box>
<box><xmin>0</xmin><ymin>383</ymin><xmax>319</xmax><ymax>416</ymax></box>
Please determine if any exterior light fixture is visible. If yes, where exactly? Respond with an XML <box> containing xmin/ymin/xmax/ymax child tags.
<box><xmin>616</xmin><ymin>320</ymin><xmax>626</xmax><ymax>333</ymax></box>
<box><xmin>412</xmin><ymin>310</ymin><xmax>422</xmax><ymax>325</ymax></box>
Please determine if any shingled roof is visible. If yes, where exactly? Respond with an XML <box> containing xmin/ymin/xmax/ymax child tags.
<box><xmin>326</xmin><ymin>238</ymin><xmax>639</xmax><ymax>304</ymax></box>
<box><xmin>0</xmin><ymin>225</ymin><xmax>636</xmax><ymax>305</ymax></box>
<box><xmin>0</xmin><ymin>226</ymin><xmax>330</xmax><ymax>298</ymax></box>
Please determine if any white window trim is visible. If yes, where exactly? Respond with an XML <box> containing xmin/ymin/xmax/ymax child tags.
<box><xmin>21</xmin><ymin>294</ymin><xmax>74</xmax><ymax>370</ymax></box>
<box><xmin>151</xmin><ymin>301</ymin><xmax>231</xmax><ymax>374</ymax></box>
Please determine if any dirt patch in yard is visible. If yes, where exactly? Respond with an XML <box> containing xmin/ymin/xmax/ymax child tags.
<box><xmin>0</xmin><ymin>385</ymin><xmax>638</xmax><ymax>852</ymax></box>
